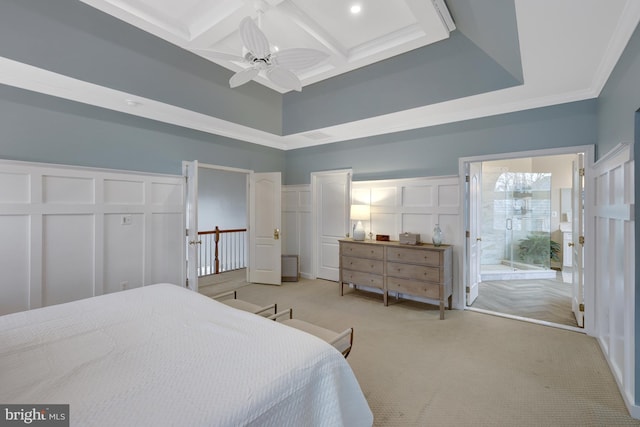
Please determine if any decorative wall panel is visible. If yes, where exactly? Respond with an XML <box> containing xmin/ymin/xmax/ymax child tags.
<box><xmin>0</xmin><ymin>215</ymin><xmax>29</xmax><ymax>313</ymax></box>
<box><xmin>592</xmin><ymin>144</ymin><xmax>634</xmax><ymax>410</ymax></box>
<box><xmin>0</xmin><ymin>160</ymin><xmax>184</xmax><ymax>315</ymax></box>
<box><xmin>104</xmin><ymin>179</ymin><xmax>144</xmax><ymax>204</ymax></box>
<box><xmin>43</xmin><ymin>176</ymin><xmax>94</xmax><ymax>204</ymax></box>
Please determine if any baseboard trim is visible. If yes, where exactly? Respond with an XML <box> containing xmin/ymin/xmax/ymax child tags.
<box><xmin>597</xmin><ymin>337</ymin><xmax>639</xmax><ymax>419</ymax></box>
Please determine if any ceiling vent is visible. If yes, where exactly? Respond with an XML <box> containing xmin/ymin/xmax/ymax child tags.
<box><xmin>302</xmin><ymin>131</ymin><xmax>332</xmax><ymax>141</ymax></box>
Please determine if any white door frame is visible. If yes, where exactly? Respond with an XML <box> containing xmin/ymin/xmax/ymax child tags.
<box><xmin>184</xmin><ymin>160</ymin><xmax>199</xmax><ymax>292</ymax></box>
<box><xmin>182</xmin><ymin>162</ymin><xmax>252</xmax><ymax>287</ymax></box>
<box><xmin>458</xmin><ymin>145</ymin><xmax>595</xmax><ymax>335</ymax></box>
<box><xmin>466</xmin><ymin>162</ymin><xmax>482</xmax><ymax>305</ymax></box>
<box><xmin>311</xmin><ymin>169</ymin><xmax>352</xmax><ymax>280</ymax></box>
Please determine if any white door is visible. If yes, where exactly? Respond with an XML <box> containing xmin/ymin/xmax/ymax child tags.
<box><xmin>183</xmin><ymin>160</ymin><xmax>200</xmax><ymax>292</ymax></box>
<box><xmin>249</xmin><ymin>172</ymin><xmax>282</xmax><ymax>285</ymax></box>
<box><xmin>467</xmin><ymin>162</ymin><xmax>482</xmax><ymax>305</ymax></box>
<box><xmin>571</xmin><ymin>155</ymin><xmax>585</xmax><ymax>327</ymax></box>
<box><xmin>312</xmin><ymin>170</ymin><xmax>351</xmax><ymax>281</ymax></box>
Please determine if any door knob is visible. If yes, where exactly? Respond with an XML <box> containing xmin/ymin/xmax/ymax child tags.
<box><xmin>274</xmin><ymin>228</ymin><xmax>280</xmax><ymax>240</ymax></box>
<box><xmin>189</xmin><ymin>240</ymin><xmax>202</xmax><ymax>245</ymax></box>
<box><xmin>476</xmin><ymin>237</ymin><xmax>482</xmax><ymax>241</ymax></box>
<box><xmin>568</xmin><ymin>242</ymin><xmax>574</xmax><ymax>247</ymax></box>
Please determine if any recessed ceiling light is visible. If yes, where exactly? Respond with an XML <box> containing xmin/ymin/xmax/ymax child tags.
<box><xmin>350</xmin><ymin>4</ymin><xmax>362</xmax><ymax>15</ymax></box>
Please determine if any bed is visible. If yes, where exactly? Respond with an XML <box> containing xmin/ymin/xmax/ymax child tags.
<box><xmin>0</xmin><ymin>284</ymin><xmax>373</xmax><ymax>426</ymax></box>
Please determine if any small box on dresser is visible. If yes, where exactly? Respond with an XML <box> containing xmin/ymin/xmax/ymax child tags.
<box><xmin>339</xmin><ymin>239</ymin><xmax>453</xmax><ymax>319</ymax></box>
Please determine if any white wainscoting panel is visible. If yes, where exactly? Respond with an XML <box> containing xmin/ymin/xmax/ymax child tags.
<box><xmin>402</xmin><ymin>185</ymin><xmax>432</xmax><ymax>208</ymax></box>
<box><xmin>0</xmin><ymin>171</ymin><xmax>29</xmax><ymax>202</ymax></box>
<box><xmin>43</xmin><ymin>175</ymin><xmax>94</xmax><ymax>204</ymax></box>
<box><xmin>0</xmin><ymin>215</ymin><xmax>30</xmax><ymax>313</ymax></box>
<box><xmin>282</xmin><ymin>185</ymin><xmax>312</xmax><ymax>278</ymax></box>
<box><xmin>104</xmin><ymin>179</ymin><xmax>144</xmax><ymax>204</ymax></box>
<box><xmin>42</xmin><ymin>214</ymin><xmax>95</xmax><ymax>306</ymax></box>
<box><xmin>353</xmin><ymin>176</ymin><xmax>461</xmax><ymax>306</ymax></box>
<box><xmin>104</xmin><ymin>213</ymin><xmax>144</xmax><ymax>294</ymax></box>
<box><xmin>148</xmin><ymin>212</ymin><xmax>184</xmax><ymax>284</ymax></box>
<box><xmin>284</xmin><ymin>177</ymin><xmax>461</xmax><ymax>289</ymax></box>
<box><xmin>355</xmin><ymin>177</ymin><xmax>460</xmax><ymax>243</ymax></box>
<box><xmin>0</xmin><ymin>160</ymin><xmax>184</xmax><ymax>315</ymax></box>
<box><xmin>592</xmin><ymin>143</ymin><xmax>637</xmax><ymax>418</ymax></box>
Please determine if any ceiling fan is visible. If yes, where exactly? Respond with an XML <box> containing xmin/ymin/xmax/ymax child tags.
<box><xmin>199</xmin><ymin>16</ymin><xmax>329</xmax><ymax>92</ymax></box>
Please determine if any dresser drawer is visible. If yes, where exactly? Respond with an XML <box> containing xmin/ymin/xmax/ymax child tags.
<box><xmin>342</xmin><ymin>256</ymin><xmax>384</xmax><ymax>275</ymax></box>
<box><xmin>387</xmin><ymin>277</ymin><xmax>441</xmax><ymax>300</ymax></box>
<box><xmin>386</xmin><ymin>246</ymin><xmax>440</xmax><ymax>266</ymax></box>
<box><xmin>386</xmin><ymin>262</ymin><xmax>440</xmax><ymax>282</ymax></box>
<box><xmin>341</xmin><ymin>243</ymin><xmax>384</xmax><ymax>260</ymax></box>
<box><xmin>341</xmin><ymin>270</ymin><xmax>384</xmax><ymax>289</ymax></box>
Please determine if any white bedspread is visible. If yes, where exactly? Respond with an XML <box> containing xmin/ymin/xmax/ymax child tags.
<box><xmin>0</xmin><ymin>284</ymin><xmax>373</xmax><ymax>426</ymax></box>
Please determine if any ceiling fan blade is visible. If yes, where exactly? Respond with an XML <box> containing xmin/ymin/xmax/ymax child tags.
<box><xmin>229</xmin><ymin>68</ymin><xmax>260</xmax><ymax>88</ymax></box>
<box><xmin>239</xmin><ymin>17</ymin><xmax>271</xmax><ymax>58</ymax></box>
<box><xmin>192</xmin><ymin>49</ymin><xmax>246</xmax><ymax>64</ymax></box>
<box><xmin>272</xmin><ymin>48</ymin><xmax>329</xmax><ymax>71</ymax></box>
<box><xmin>267</xmin><ymin>67</ymin><xmax>302</xmax><ymax>92</ymax></box>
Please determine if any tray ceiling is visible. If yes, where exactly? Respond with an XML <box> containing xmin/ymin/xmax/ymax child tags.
<box><xmin>0</xmin><ymin>0</ymin><xmax>639</xmax><ymax>150</ymax></box>
<box><xmin>79</xmin><ymin>0</ymin><xmax>456</xmax><ymax>92</ymax></box>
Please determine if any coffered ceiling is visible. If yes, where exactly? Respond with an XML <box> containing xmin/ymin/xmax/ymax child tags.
<box><xmin>78</xmin><ymin>0</ymin><xmax>456</xmax><ymax>92</ymax></box>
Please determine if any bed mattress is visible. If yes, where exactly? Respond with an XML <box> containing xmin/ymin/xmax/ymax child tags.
<box><xmin>0</xmin><ymin>284</ymin><xmax>373</xmax><ymax>426</ymax></box>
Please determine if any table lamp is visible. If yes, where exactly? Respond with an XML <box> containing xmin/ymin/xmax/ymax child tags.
<box><xmin>350</xmin><ymin>204</ymin><xmax>370</xmax><ymax>241</ymax></box>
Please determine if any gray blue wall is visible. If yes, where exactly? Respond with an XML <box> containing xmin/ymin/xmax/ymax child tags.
<box><xmin>0</xmin><ymin>84</ymin><xmax>284</xmax><ymax>176</ymax></box>
<box><xmin>284</xmin><ymin>99</ymin><xmax>598</xmax><ymax>184</ymax></box>
<box><xmin>597</xmin><ymin>22</ymin><xmax>640</xmax><ymax>152</ymax></box>
<box><xmin>282</xmin><ymin>30</ymin><xmax>520</xmax><ymax>134</ymax></box>
<box><xmin>198</xmin><ymin>168</ymin><xmax>247</xmax><ymax>231</ymax></box>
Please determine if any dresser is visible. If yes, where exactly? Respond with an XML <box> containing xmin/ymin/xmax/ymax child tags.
<box><xmin>339</xmin><ymin>239</ymin><xmax>453</xmax><ymax>319</ymax></box>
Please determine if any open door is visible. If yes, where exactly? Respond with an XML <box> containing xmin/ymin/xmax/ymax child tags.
<box><xmin>571</xmin><ymin>154</ymin><xmax>585</xmax><ymax>327</ymax></box>
<box><xmin>467</xmin><ymin>162</ymin><xmax>482</xmax><ymax>305</ymax></box>
<box><xmin>312</xmin><ymin>170</ymin><xmax>351</xmax><ymax>281</ymax></box>
<box><xmin>249</xmin><ymin>172</ymin><xmax>282</xmax><ymax>285</ymax></box>
<box><xmin>183</xmin><ymin>160</ymin><xmax>200</xmax><ymax>292</ymax></box>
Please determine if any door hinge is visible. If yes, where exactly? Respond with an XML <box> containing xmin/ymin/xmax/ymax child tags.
<box><xmin>466</xmin><ymin>230</ymin><xmax>470</xmax><ymax>238</ymax></box>
<box><xmin>579</xmin><ymin>235</ymin><xmax>585</xmax><ymax>246</ymax></box>
<box><xmin>185</xmin><ymin>228</ymin><xmax>189</xmax><ymax>236</ymax></box>
<box><xmin>579</xmin><ymin>303</ymin><xmax>584</xmax><ymax>312</ymax></box>
<box><xmin>465</xmin><ymin>175</ymin><xmax>470</xmax><ymax>183</ymax></box>
<box><xmin>579</xmin><ymin>167</ymin><xmax>585</xmax><ymax>177</ymax></box>
<box><xmin>186</xmin><ymin>277</ymin><xmax>189</xmax><ymax>289</ymax></box>
<box><xmin>466</xmin><ymin>286</ymin><xmax>470</xmax><ymax>293</ymax></box>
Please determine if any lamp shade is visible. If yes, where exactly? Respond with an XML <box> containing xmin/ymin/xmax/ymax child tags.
<box><xmin>350</xmin><ymin>204</ymin><xmax>370</xmax><ymax>221</ymax></box>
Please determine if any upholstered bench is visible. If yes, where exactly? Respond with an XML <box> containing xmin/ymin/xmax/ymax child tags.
<box><xmin>269</xmin><ymin>308</ymin><xmax>353</xmax><ymax>358</ymax></box>
<box><xmin>211</xmin><ymin>290</ymin><xmax>277</xmax><ymax>317</ymax></box>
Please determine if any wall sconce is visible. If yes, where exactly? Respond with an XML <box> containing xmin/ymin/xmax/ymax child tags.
<box><xmin>350</xmin><ymin>204</ymin><xmax>370</xmax><ymax>241</ymax></box>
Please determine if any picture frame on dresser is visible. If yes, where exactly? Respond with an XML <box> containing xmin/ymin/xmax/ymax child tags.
<box><xmin>339</xmin><ymin>239</ymin><xmax>453</xmax><ymax>319</ymax></box>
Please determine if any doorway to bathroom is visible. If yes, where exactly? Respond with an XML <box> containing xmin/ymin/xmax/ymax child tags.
<box><xmin>463</xmin><ymin>147</ymin><xmax>589</xmax><ymax>330</ymax></box>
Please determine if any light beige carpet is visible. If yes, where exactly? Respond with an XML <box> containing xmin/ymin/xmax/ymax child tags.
<box><xmin>200</xmin><ymin>274</ymin><xmax>640</xmax><ymax>426</ymax></box>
